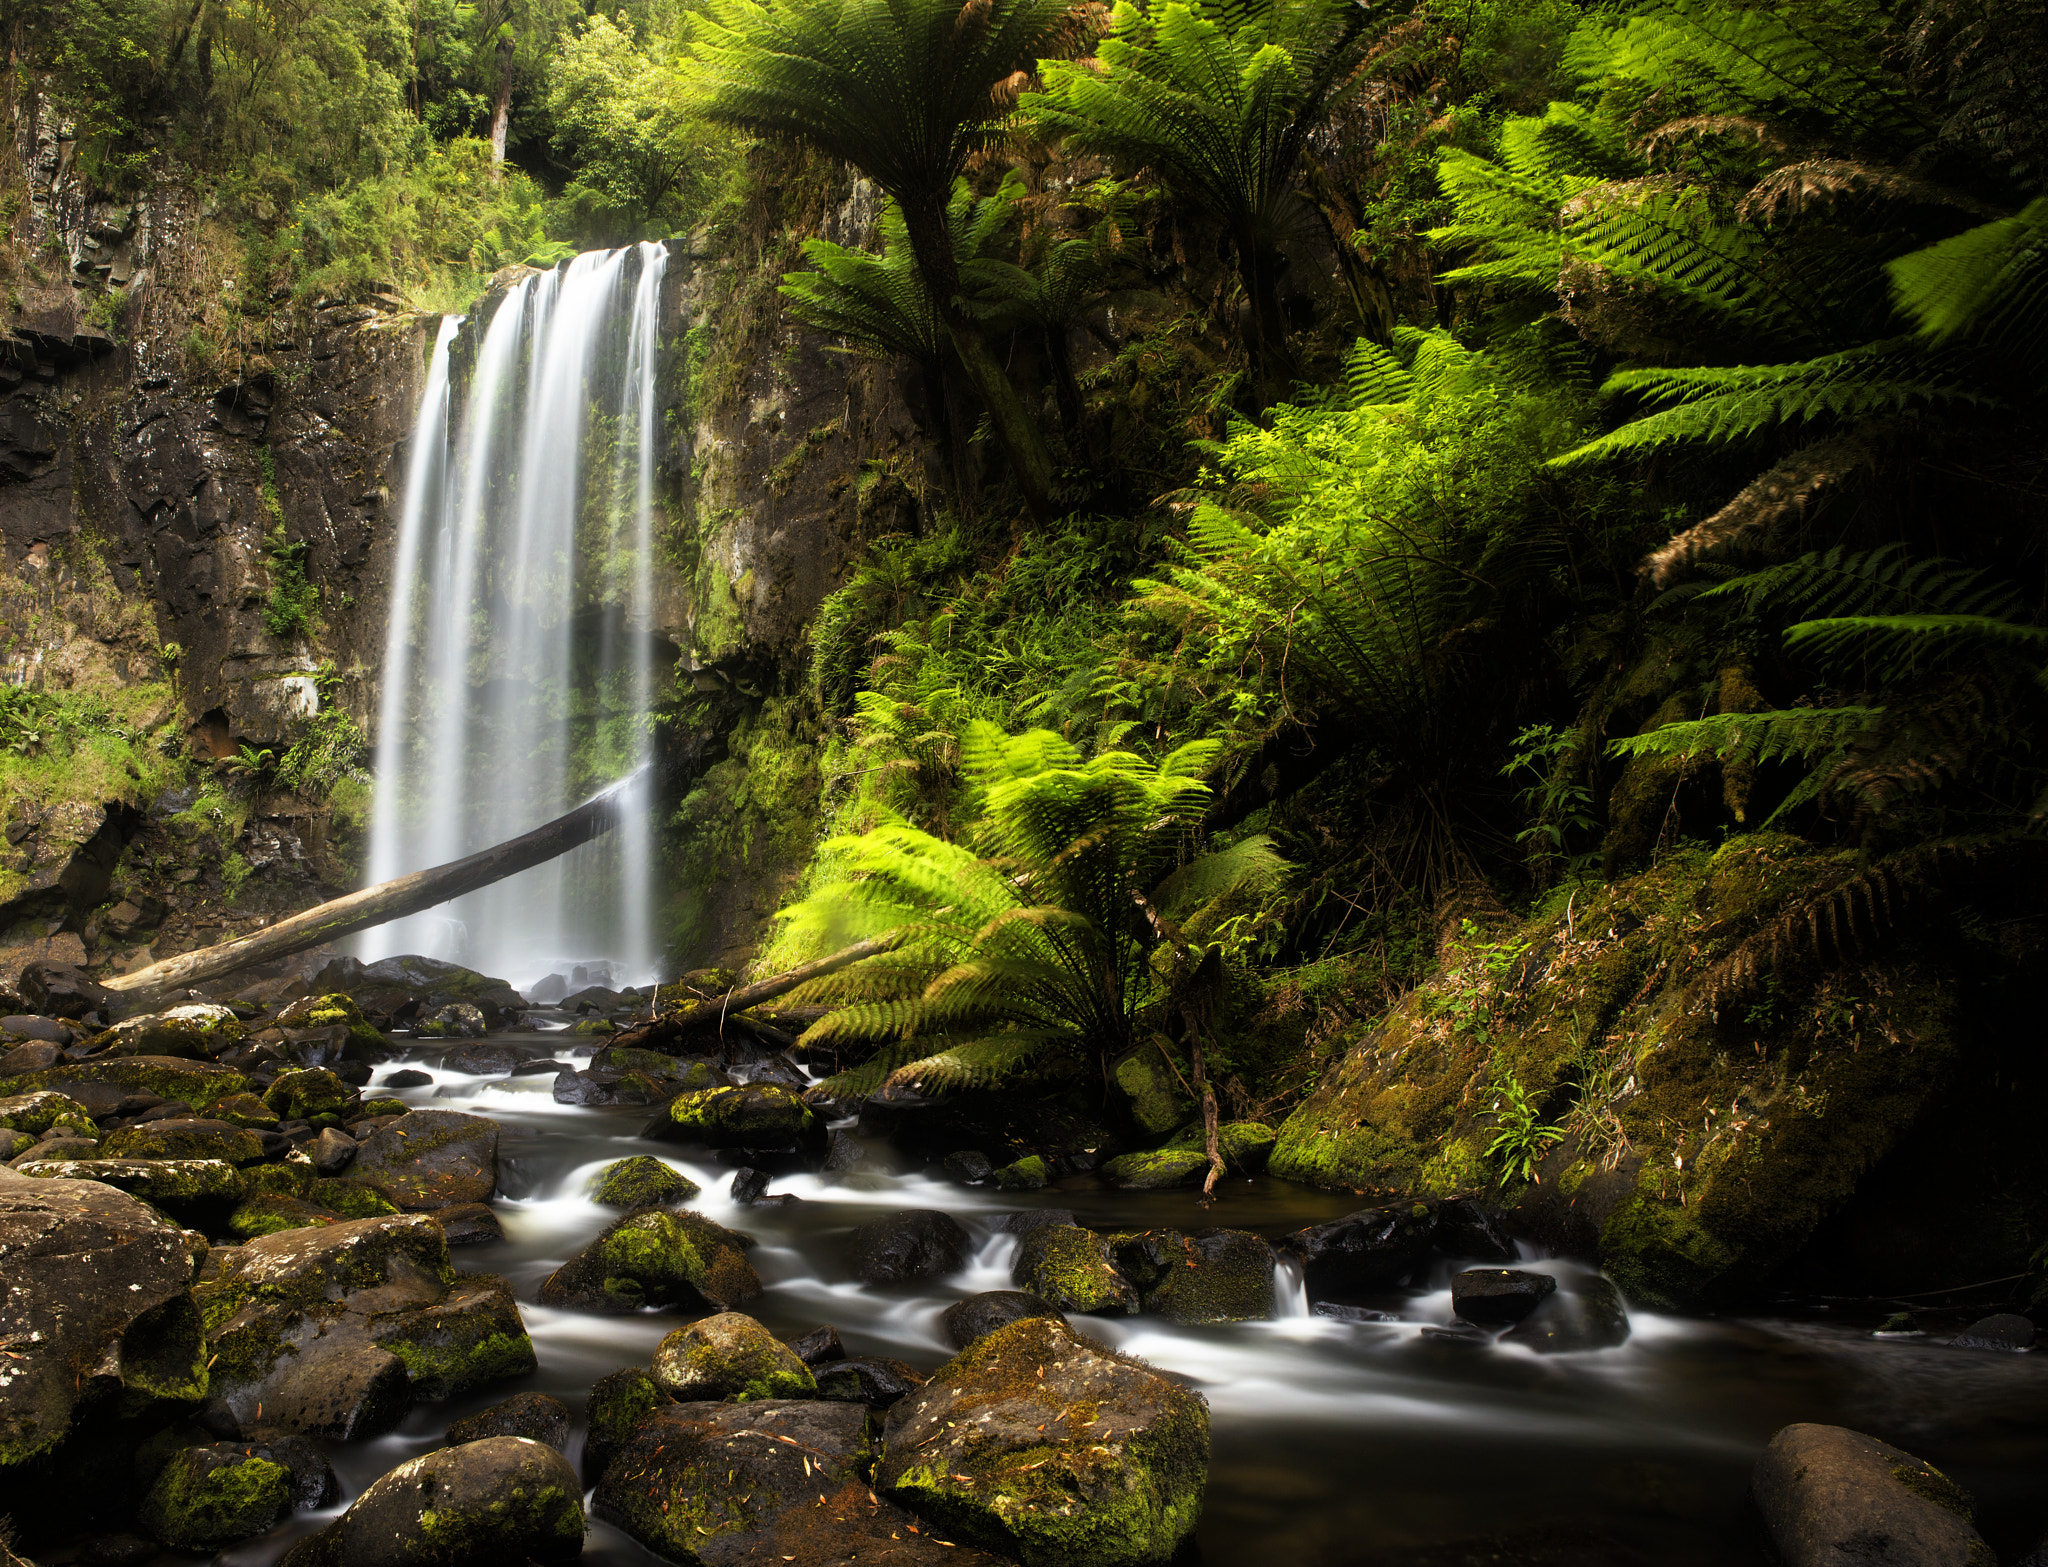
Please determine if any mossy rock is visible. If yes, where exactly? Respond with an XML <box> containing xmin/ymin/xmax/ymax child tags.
<box><xmin>89</xmin><ymin>1004</ymin><xmax>248</xmax><ymax>1062</ymax></box>
<box><xmin>264</xmin><ymin>1067</ymin><xmax>356</xmax><ymax>1123</ymax></box>
<box><xmin>1140</xmin><ymin>1230</ymin><xmax>1276</xmax><ymax>1325</ymax></box>
<box><xmin>273</xmin><ymin>993</ymin><xmax>383</xmax><ymax>1054</ymax></box>
<box><xmin>309</xmin><ymin>1178</ymin><xmax>401</xmax><ymax>1219</ymax></box>
<box><xmin>211</xmin><ymin>1092</ymin><xmax>282</xmax><ymax>1129</ymax></box>
<box><xmin>1265</xmin><ymin>835</ymin><xmax>1999</xmax><ymax>1310</ymax></box>
<box><xmin>360</xmin><ymin>1096</ymin><xmax>408</xmax><ymax>1118</ymax></box>
<box><xmin>350</xmin><ymin>1109</ymin><xmax>499</xmax><ymax>1211</ymax></box>
<box><xmin>103</xmin><ymin>1119</ymin><xmax>267</xmax><ymax>1165</ymax></box>
<box><xmin>1165</xmin><ymin>1121</ymin><xmax>1276</xmax><ymax>1174</ymax></box>
<box><xmin>591</xmin><ymin>1156</ymin><xmax>700</xmax><ymax>1209</ymax></box>
<box><xmin>371</xmin><ymin>1276</ymin><xmax>537</xmax><ymax>1400</ymax></box>
<box><xmin>584</xmin><ymin>1367</ymin><xmax>671</xmax><ymax>1480</ymax></box>
<box><xmin>15</xmin><ymin>1157</ymin><xmax>244</xmax><ymax>1207</ymax></box>
<box><xmin>242</xmin><ymin>1160</ymin><xmax>315</xmax><ymax>1199</ymax></box>
<box><xmin>1112</xmin><ymin>1041</ymin><xmax>1194</xmax><ymax>1139</ymax></box>
<box><xmin>590</xmin><ymin>1047</ymin><xmax>725</xmax><ymax>1089</ymax></box>
<box><xmin>15</xmin><ymin>1057</ymin><xmax>248</xmax><ymax>1114</ymax></box>
<box><xmin>1011</xmin><ymin>1224</ymin><xmax>1138</xmax><ymax>1316</ymax></box>
<box><xmin>230</xmin><ymin>1192</ymin><xmax>344</xmax><ymax>1239</ymax></box>
<box><xmin>650</xmin><ymin>1311</ymin><xmax>817</xmax><ymax>1402</ymax></box>
<box><xmin>0</xmin><ymin>1090</ymin><xmax>97</xmax><ymax>1138</ymax></box>
<box><xmin>876</xmin><ymin>1316</ymin><xmax>1209</xmax><ymax>1567</ymax></box>
<box><xmin>539</xmin><ymin>1207</ymin><xmax>762</xmax><ymax>1315</ymax></box>
<box><xmin>0</xmin><ymin>1128</ymin><xmax>32</xmax><ymax>1160</ymax></box>
<box><xmin>663</xmin><ymin>1083</ymin><xmax>819</xmax><ymax>1150</ymax></box>
<box><xmin>293</xmin><ymin>1436</ymin><xmax>583</xmax><ymax>1567</ymax></box>
<box><xmin>1098</xmin><ymin>1149</ymin><xmax>1209</xmax><ymax>1190</ymax></box>
<box><xmin>139</xmin><ymin>1445</ymin><xmax>291</xmax><ymax>1550</ymax></box>
<box><xmin>994</xmin><ymin>1154</ymin><xmax>1049</xmax><ymax>1190</ymax></box>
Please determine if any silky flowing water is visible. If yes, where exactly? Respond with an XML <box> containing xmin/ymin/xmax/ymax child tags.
<box><xmin>225</xmin><ymin>1026</ymin><xmax>2048</xmax><ymax>1567</ymax></box>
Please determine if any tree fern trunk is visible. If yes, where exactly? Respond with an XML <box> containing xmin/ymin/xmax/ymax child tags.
<box><xmin>488</xmin><ymin>30</ymin><xmax>514</xmax><ymax>166</ymax></box>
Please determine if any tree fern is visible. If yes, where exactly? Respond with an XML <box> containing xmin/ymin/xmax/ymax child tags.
<box><xmin>1889</xmin><ymin>196</ymin><xmax>2048</xmax><ymax>352</ymax></box>
<box><xmin>1609</xmin><ymin>706</ymin><xmax>1883</xmax><ymax>768</ymax></box>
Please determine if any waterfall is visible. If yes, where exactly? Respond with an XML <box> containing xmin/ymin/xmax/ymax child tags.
<box><xmin>360</xmin><ymin>243</ymin><xmax>669</xmax><ymax>988</ymax></box>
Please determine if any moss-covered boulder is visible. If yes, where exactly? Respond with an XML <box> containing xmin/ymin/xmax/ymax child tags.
<box><xmin>1266</xmin><ymin>836</ymin><xmax>2016</xmax><ymax>1310</ymax></box>
<box><xmin>1131</xmin><ymin>1230</ymin><xmax>1275</xmax><ymax>1325</ymax></box>
<box><xmin>286</xmin><ymin>1436</ymin><xmax>583</xmax><ymax>1567</ymax></box>
<box><xmin>211</xmin><ymin>1091</ymin><xmax>282</xmax><ymax>1129</ymax></box>
<box><xmin>1012</xmin><ymin>1223</ymin><xmax>1139</xmax><ymax>1316</ymax></box>
<box><xmin>139</xmin><ymin>1444</ymin><xmax>291</xmax><ymax>1550</ymax></box>
<box><xmin>196</xmin><ymin>1212</ymin><xmax>535</xmax><ymax>1437</ymax></box>
<box><xmin>1166</xmin><ymin>1120</ymin><xmax>1276</xmax><ymax>1174</ymax></box>
<box><xmin>14</xmin><ymin>1056</ymin><xmax>247</xmax><ymax>1114</ymax></box>
<box><xmin>593</xmin><ymin>1398</ymin><xmax>933</xmax><ymax>1563</ymax></box>
<box><xmin>583</xmin><ymin>1367</ymin><xmax>671</xmax><ymax>1481</ymax></box>
<box><xmin>229</xmin><ymin>1192</ymin><xmax>344</xmax><ymax>1238</ymax></box>
<box><xmin>994</xmin><ymin>1154</ymin><xmax>1049</xmax><ymax>1190</ymax></box>
<box><xmin>942</xmin><ymin>1290</ymin><xmax>1068</xmax><ymax>1350</ymax></box>
<box><xmin>445</xmin><ymin>1391</ymin><xmax>571</xmax><ymax>1450</ymax></box>
<box><xmin>103</xmin><ymin>1117</ymin><xmax>267</xmax><ymax>1165</ymax></box>
<box><xmin>590</xmin><ymin>1047</ymin><xmax>728</xmax><ymax>1090</ymax></box>
<box><xmin>310</xmin><ymin>1177</ymin><xmax>400</xmax><ymax>1219</ymax></box>
<box><xmin>89</xmin><ymin>1004</ymin><xmax>247</xmax><ymax>1062</ymax></box>
<box><xmin>0</xmin><ymin>1091</ymin><xmax>96</xmax><ymax>1139</ymax></box>
<box><xmin>539</xmin><ymin>1208</ymin><xmax>762</xmax><ymax>1314</ymax></box>
<box><xmin>591</xmin><ymin>1155</ymin><xmax>700</xmax><ymax>1208</ymax></box>
<box><xmin>0</xmin><ymin>1167</ymin><xmax>209</xmax><ymax>1467</ymax></box>
<box><xmin>15</xmin><ymin>1157</ymin><xmax>244</xmax><ymax>1208</ymax></box>
<box><xmin>273</xmin><ymin>993</ymin><xmax>384</xmax><ymax>1055</ymax></box>
<box><xmin>651</xmin><ymin>1311</ymin><xmax>817</xmax><ymax>1403</ymax></box>
<box><xmin>662</xmin><ymin>1083</ymin><xmax>820</xmax><ymax>1150</ymax></box>
<box><xmin>350</xmin><ymin>1109</ymin><xmax>499</xmax><ymax>1211</ymax></box>
<box><xmin>242</xmin><ymin>1159</ymin><xmax>315</xmax><ymax>1199</ymax></box>
<box><xmin>877</xmin><ymin>1316</ymin><xmax>1209</xmax><ymax>1567</ymax></box>
<box><xmin>264</xmin><ymin>1067</ymin><xmax>356</xmax><ymax>1123</ymax></box>
<box><xmin>1112</xmin><ymin>1041</ymin><xmax>1193</xmax><ymax>1138</ymax></box>
<box><xmin>1098</xmin><ymin>1149</ymin><xmax>1209</xmax><ymax>1190</ymax></box>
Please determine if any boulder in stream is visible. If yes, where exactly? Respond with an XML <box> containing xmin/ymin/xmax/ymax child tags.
<box><xmin>1280</xmin><ymin>1203</ymin><xmax>1436</xmax><ymax>1295</ymax></box>
<box><xmin>102</xmin><ymin>1116</ymin><xmax>268</xmax><ymax>1164</ymax></box>
<box><xmin>816</xmin><ymin>1355</ymin><xmax>926</xmax><ymax>1408</ymax></box>
<box><xmin>1753</xmin><ymin>1423</ymin><xmax>1990</xmax><ymax>1567</ymax></box>
<box><xmin>595</xmin><ymin>1397</ymin><xmax>1002</xmax><ymax>1565</ymax></box>
<box><xmin>1499</xmin><ymin>1274</ymin><xmax>1631</xmax><ymax>1353</ymax></box>
<box><xmin>196</xmin><ymin>1213</ymin><xmax>536</xmax><ymax>1437</ymax></box>
<box><xmin>659</xmin><ymin>1083</ymin><xmax>822</xmax><ymax>1152</ymax></box>
<box><xmin>1120</xmin><ymin>1229</ymin><xmax>1276</xmax><ymax>1325</ymax></box>
<box><xmin>283</xmin><ymin>1435</ymin><xmax>584</xmax><ymax>1567</ymax></box>
<box><xmin>584</xmin><ymin>1367</ymin><xmax>671</xmax><ymax>1481</ymax></box>
<box><xmin>591</xmin><ymin>1154</ymin><xmax>700</xmax><ymax>1208</ymax></box>
<box><xmin>0</xmin><ymin>1167</ymin><xmax>208</xmax><ymax>1467</ymax></box>
<box><xmin>942</xmin><ymin>1290</ymin><xmax>1068</xmax><ymax>1350</ymax></box>
<box><xmin>878</xmin><ymin>1316</ymin><xmax>1209</xmax><ymax>1567</ymax></box>
<box><xmin>138</xmin><ymin>1443</ymin><xmax>292</xmax><ymax>1551</ymax></box>
<box><xmin>1011</xmin><ymin>1223</ymin><xmax>1139</xmax><ymax>1316</ymax></box>
<box><xmin>651</xmin><ymin>1311</ymin><xmax>817</xmax><ymax>1401</ymax></box>
<box><xmin>848</xmin><ymin>1208</ymin><xmax>969</xmax><ymax>1285</ymax></box>
<box><xmin>350</xmin><ymin>1109</ymin><xmax>499</xmax><ymax>1210</ymax></box>
<box><xmin>540</xmin><ymin>1207</ymin><xmax>762</xmax><ymax>1313</ymax></box>
<box><xmin>1451</xmin><ymin>1268</ymin><xmax>1557</xmax><ymax>1327</ymax></box>
<box><xmin>446</xmin><ymin>1391</ymin><xmax>571</xmax><ymax>1450</ymax></box>
<box><xmin>1948</xmin><ymin>1313</ymin><xmax>2034</xmax><ymax>1351</ymax></box>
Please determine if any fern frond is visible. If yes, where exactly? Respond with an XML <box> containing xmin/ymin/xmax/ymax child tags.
<box><xmin>1701</xmin><ymin>544</ymin><xmax>2025</xmax><ymax>623</ymax></box>
<box><xmin>1608</xmin><ymin>707</ymin><xmax>1883</xmax><ymax>767</ymax></box>
<box><xmin>1783</xmin><ymin>615</ymin><xmax>2048</xmax><ymax>679</ymax></box>
<box><xmin>1889</xmin><ymin>196</ymin><xmax>2048</xmax><ymax>350</ymax></box>
<box><xmin>880</xmin><ymin>1030</ymin><xmax>1073</xmax><ymax>1092</ymax></box>
<box><xmin>1643</xmin><ymin>436</ymin><xmax>1873</xmax><ymax>584</ymax></box>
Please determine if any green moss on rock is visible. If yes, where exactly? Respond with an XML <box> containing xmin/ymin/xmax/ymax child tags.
<box><xmin>139</xmin><ymin>1446</ymin><xmax>291</xmax><ymax>1551</ymax></box>
<box><xmin>663</xmin><ymin>1084</ymin><xmax>817</xmax><ymax>1149</ymax></box>
<box><xmin>274</xmin><ymin>993</ymin><xmax>384</xmax><ymax>1054</ymax></box>
<box><xmin>0</xmin><ymin>1091</ymin><xmax>96</xmax><ymax>1138</ymax></box>
<box><xmin>16</xmin><ymin>1057</ymin><xmax>248</xmax><ymax>1113</ymax></box>
<box><xmin>994</xmin><ymin>1155</ymin><xmax>1048</xmax><ymax>1190</ymax></box>
<box><xmin>1099</xmin><ymin>1149</ymin><xmax>1209</xmax><ymax>1190</ymax></box>
<box><xmin>264</xmin><ymin>1068</ymin><xmax>356</xmax><ymax>1122</ymax></box>
<box><xmin>650</xmin><ymin>1311</ymin><xmax>816</xmax><ymax>1402</ymax></box>
<box><xmin>1011</xmin><ymin>1225</ymin><xmax>1138</xmax><ymax>1316</ymax></box>
<box><xmin>591</xmin><ymin>1156</ymin><xmax>700</xmax><ymax>1208</ymax></box>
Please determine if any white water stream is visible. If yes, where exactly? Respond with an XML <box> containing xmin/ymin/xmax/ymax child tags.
<box><xmin>361</xmin><ymin>244</ymin><xmax>669</xmax><ymax>988</ymax></box>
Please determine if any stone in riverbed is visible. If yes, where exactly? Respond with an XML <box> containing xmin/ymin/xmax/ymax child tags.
<box><xmin>0</xmin><ymin>1090</ymin><xmax>105</xmax><ymax>1138</ymax></box>
<box><xmin>102</xmin><ymin>1116</ymin><xmax>268</xmax><ymax>1165</ymax></box>
<box><xmin>595</xmin><ymin>1398</ymin><xmax>998</xmax><ymax>1565</ymax></box>
<box><xmin>12</xmin><ymin>1056</ymin><xmax>248</xmax><ymax>1115</ymax></box>
<box><xmin>539</xmin><ymin>1207</ymin><xmax>761</xmax><ymax>1314</ymax></box>
<box><xmin>263</xmin><ymin>1067</ymin><xmax>356</xmax><ymax>1123</ymax></box>
<box><xmin>942</xmin><ymin>1290</ymin><xmax>1068</xmax><ymax>1350</ymax></box>
<box><xmin>1279</xmin><ymin>1203</ymin><xmax>1435</xmax><ymax>1295</ymax></box>
<box><xmin>1948</xmin><ymin>1313</ymin><xmax>2034</xmax><ymax>1351</ymax></box>
<box><xmin>785</xmin><ymin>1323</ymin><xmax>846</xmax><ymax>1364</ymax></box>
<box><xmin>1752</xmin><ymin>1423</ymin><xmax>1990</xmax><ymax>1567</ymax></box>
<box><xmin>1499</xmin><ymin>1274</ymin><xmax>1630</xmax><ymax>1353</ymax></box>
<box><xmin>583</xmin><ymin>1367</ymin><xmax>671</xmax><ymax>1481</ymax></box>
<box><xmin>0</xmin><ymin>1042</ymin><xmax>60</xmax><ymax>1078</ymax></box>
<box><xmin>282</xmin><ymin>1436</ymin><xmax>584</xmax><ymax>1567</ymax></box>
<box><xmin>993</xmin><ymin>1154</ymin><xmax>1048</xmax><ymax>1190</ymax></box>
<box><xmin>86</xmin><ymin>1004</ymin><xmax>246</xmax><ymax>1061</ymax></box>
<box><xmin>1132</xmin><ymin>1230</ymin><xmax>1276</xmax><ymax>1325</ymax></box>
<box><xmin>138</xmin><ymin>1443</ymin><xmax>292</xmax><ymax>1551</ymax></box>
<box><xmin>1432</xmin><ymin>1195</ymin><xmax>1518</xmax><ymax>1262</ymax></box>
<box><xmin>15</xmin><ymin>1156</ymin><xmax>244</xmax><ymax>1208</ymax></box>
<box><xmin>273</xmin><ymin>993</ymin><xmax>385</xmax><ymax>1054</ymax></box>
<box><xmin>816</xmin><ymin>1355</ymin><xmax>925</xmax><ymax>1408</ymax></box>
<box><xmin>382</xmin><ymin>1069</ymin><xmax>431</xmax><ymax>1088</ymax></box>
<box><xmin>350</xmin><ymin>1109</ymin><xmax>498</xmax><ymax>1211</ymax></box>
<box><xmin>651</xmin><ymin>1311</ymin><xmax>816</xmax><ymax>1402</ymax></box>
<box><xmin>420</xmin><ymin>1003</ymin><xmax>488</xmax><ymax>1039</ymax></box>
<box><xmin>591</xmin><ymin>1154</ymin><xmax>699</xmax><ymax>1208</ymax></box>
<box><xmin>1451</xmin><ymin>1268</ymin><xmax>1556</xmax><ymax>1327</ymax></box>
<box><xmin>433</xmin><ymin>1202</ymin><xmax>504</xmax><ymax>1245</ymax></box>
<box><xmin>446</xmin><ymin>1391</ymin><xmax>572</xmax><ymax>1450</ymax></box>
<box><xmin>848</xmin><ymin>1208</ymin><xmax>969</xmax><ymax>1285</ymax></box>
<box><xmin>660</xmin><ymin>1083</ymin><xmax>822</xmax><ymax>1152</ymax></box>
<box><xmin>1096</xmin><ymin>1147</ymin><xmax>1209</xmax><ymax>1190</ymax></box>
<box><xmin>877</xmin><ymin>1316</ymin><xmax>1209</xmax><ymax>1567</ymax></box>
<box><xmin>442</xmin><ymin>1040</ymin><xmax>520</xmax><ymax>1074</ymax></box>
<box><xmin>0</xmin><ymin>1167</ymin><xmax>208</xmax><ymax>1467</ymax></box>
<box><xmin>1011</xmin><ymin>1223</ymin><xmax>1138</xmax><ymax>1316</ymax></box>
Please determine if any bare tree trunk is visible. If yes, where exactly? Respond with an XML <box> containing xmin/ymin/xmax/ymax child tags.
<box><xmin>1187</xmin><ymin>1012</ymin><xmax>1225</xmax><ymax>1203</ymax></box>
<box><xmin>608</xmin><ymin>932</ymin><xmax>906</xmax><ymax>1051</ymax></box>
<box><xmin>487</xmin><ymin>30</ymin><xmax>514</xmax><ymax>166</ymax></box>
<box><xmin>105</xmin><ymin>772</ymin><xmax>644</xmax><ymax>999</ymax></box>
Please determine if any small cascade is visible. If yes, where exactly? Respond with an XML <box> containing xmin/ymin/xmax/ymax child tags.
<box><xmin>361</xmin><ymin>243</ymin><xmax>669</xmax><ymax>986</ymax></box>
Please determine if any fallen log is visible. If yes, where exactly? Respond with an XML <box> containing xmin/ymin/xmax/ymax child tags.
<box><xmin>104</xmin><ymin>770</ymin><xmax>646</xmax><ymax>999</ymax></box>
<box><xmin>608</xmin><ymin>931</ymin><xmax>906</xmax><ymax>1052</ymax></box>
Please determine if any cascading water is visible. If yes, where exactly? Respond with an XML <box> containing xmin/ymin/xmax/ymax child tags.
<box><xmin>360</xmin><ymin>243</ymin><xmax>669</xmax><ymax>987</ymax></box>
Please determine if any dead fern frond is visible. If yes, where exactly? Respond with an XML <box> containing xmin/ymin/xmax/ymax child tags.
<box><xmin>1645</xmin><ymin>435</ymin><xmax>1872</xmax><ymax>584</ymax></box>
